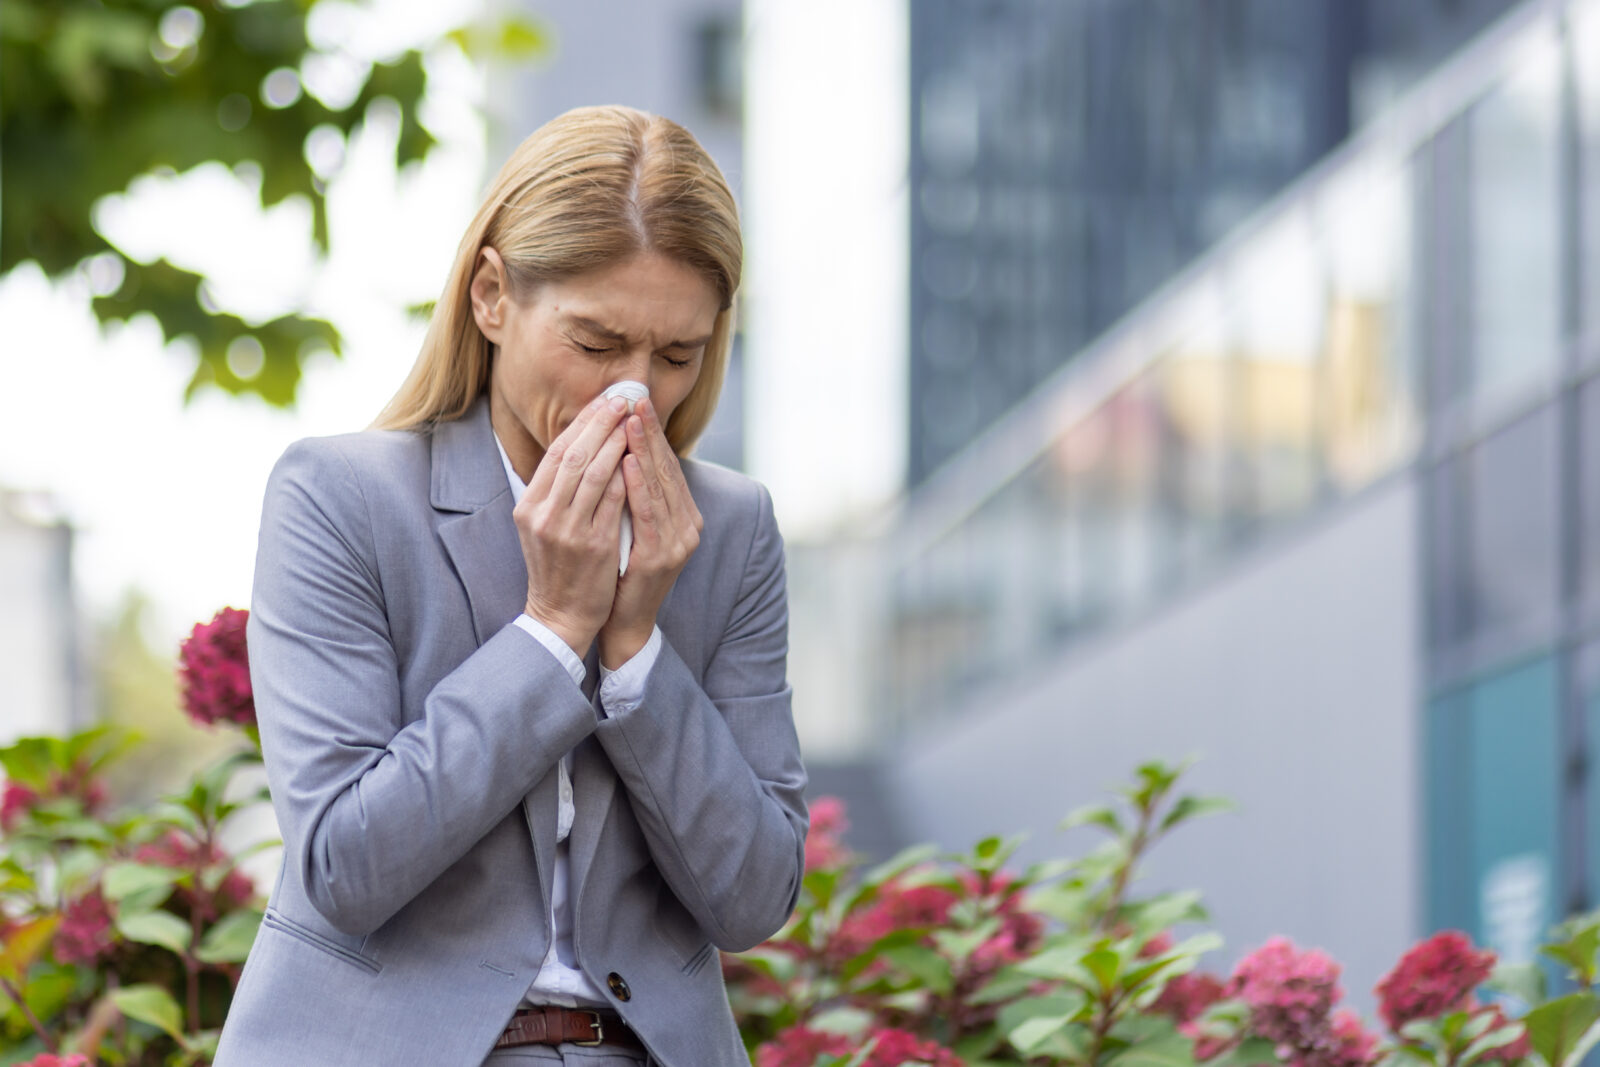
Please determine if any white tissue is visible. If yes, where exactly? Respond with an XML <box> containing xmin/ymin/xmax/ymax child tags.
<box><xmin>602</xmin><ymin>381</ymin><xmax>649</xmax><ymax>575</ymax></box>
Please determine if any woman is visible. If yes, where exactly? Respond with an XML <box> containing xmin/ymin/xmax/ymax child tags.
<box><xmin>215</xmin><ymin>106</ymin><xmax>808</xmax><ymax>1066</ymax></box>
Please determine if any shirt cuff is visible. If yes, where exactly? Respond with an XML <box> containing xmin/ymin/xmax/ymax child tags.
<box><xmin>598</xmin><ymin>626</ymin><xmax>661</xmax><ymax>713</ymax></box>
<box><xmin>513</xmin><ymin>614</ymin><xmax>586</xmax><ymax>689</ymax></box>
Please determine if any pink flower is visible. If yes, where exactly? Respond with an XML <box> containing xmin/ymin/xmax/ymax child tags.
<box><xmin>1374</xmin><ymin>931</ymin><xmax>1497</xmax><ymax>1033</ymax></box>
<box><xmin>54</xmin><ymin>888</ymin><xmax>114</xmax><ymax>966</ymax></box>
<box><xmin>1154</xmin><ymin>972</ymin><xmax>1229</xmax><ymax>1025</ymax></box>
<box><xmin>757</xmin><ymin>1026</ymin><xmax>853</xmax><ymax>1067</ymax></box>
<box><xmin>830</xmin><ymin>881</ymin><xmax>958</xmax><ymax>960</ymax></box>
<box><xmin>134</xmin><ymin>829</ymin><xmax>254</xmax><ymax>921</ymax></box>
<box><xmin>806</xmin><ymin>796</ymin><xmax>852</xmax><ymax>872</ymax></box>
<box><xmin>1230</xmin><ymin>937</ymin><xmax>1343</xmax><ymax>1053</ymax></box>
<box><xmin>1321</xmin><ymin>1009</ymin><xmax>1380</xmax><ymax>1067</ymax></box>
<box><xmin>1</xmin><ymin>780</ymin><xmax>39</xmax><ymax>831</ymax></box>
<box><xmin>16</xmin><ymin>1054</ymin><xmax>92</xmax><ymax>1067</ymax></box>
<box><xmin>859</xmin><ymin>1028</ymin><xmax>964</xmax><ymax>1067</ymax></box>
<box><xmin>179</xmin><ymin>607</ymin><xmax>254</xmax><ymax>728</ymax></box>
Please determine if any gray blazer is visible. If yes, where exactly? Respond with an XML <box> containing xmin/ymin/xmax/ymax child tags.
<box><xmin>215</xmin><ymin>398</ymin><xmax>807</xmax><ymax>1066</ymax></box>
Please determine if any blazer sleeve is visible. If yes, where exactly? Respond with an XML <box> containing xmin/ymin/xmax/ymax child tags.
<box><xmin>249</xmin><ymin>438</ymin><xmax>598</xmax><ymax>936</ymax></box>
<box><xmin>593</xmin><ymin>480</ymin><xmax>808</xmax><ymax>952</ymax></box>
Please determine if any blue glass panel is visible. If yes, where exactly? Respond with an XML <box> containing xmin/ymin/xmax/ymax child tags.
<box><xmin>1469</xmin><ymin>658</ymin><xmax>1560</xmax><ymax>966</ymax></box>
<box><xmin>1427</xmin><ymin>692</ymin><xmax>1475</xmax><ymax>933</ymax></box>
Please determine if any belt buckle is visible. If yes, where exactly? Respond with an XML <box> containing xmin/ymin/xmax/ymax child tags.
<box><xmin>575</xmin><ymin>1010</ymin><xmax>604</xmax><ymax>1047</ymax></box>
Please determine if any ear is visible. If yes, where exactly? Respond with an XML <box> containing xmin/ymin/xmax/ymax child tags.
<box><xmin>469</xmin><ymin>246</ymin><xmax>510</xmax><ymax>343</ymax></box>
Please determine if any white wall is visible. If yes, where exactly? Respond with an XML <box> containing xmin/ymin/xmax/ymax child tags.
<box><xmin>742</xmin><ymin>0</ymin><xmax>909</xmax><ymax>536</ymax></box>
<box><xmin>0</xmin><ymin>495</ymin><xmax>80</xmax><ymax>743</ymax></box>
<box><xmin>889</xmin><ymin>476</ymin><xmax>1421</xmax><ymax>1010</ymax></box>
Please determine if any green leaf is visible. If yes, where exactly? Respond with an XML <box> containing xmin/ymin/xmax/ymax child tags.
<box><xmin>111</xmin><ymin>983</ymin><xmax>186</xmax><ymax>1042</ymax></box>
<box><xmin>1019</xmin><ymin>941</ymin><xmax>1097</xmax><ymax>987</ymax></box>
<box><xmin>116</xmin><ymin>909</ymin><xmax>193</xmax><ymax>956</ymax></box>
<box><xmin>1082</xmin><ymin>946</ymin><xmax>1122</xmax><ymax>992</ymax></box>
<box><xmin>1459</xmin><ymin>1021</ymin><xmax>1528</xmax><ymax>1067</ymax></box>
<box><xmin>1158</xmin><ymin>795</ymin><xmax>1235</xmax><ymax>834</ymax></box>
<box><xmin>195</xmin><ymin>908</ymin><xmax>262</xmax><ymax>964</ymax></box>
<box><xmin>970</xmin><ymin>965</ymin><xmax>1038</xmax><ymax>1005</ymax></box>
<box><xmin>102</xmin><ymin>862</ymin><xmax>182</xmax><ymax>906</ymax></box>
<box><xmin>1061</xmin><ymin>803</ymin><xmax>1125</xmax><ymax>836</ymax></box>
<box><xmin>861</xmin><ymin>844</ymin><xmax>939</xmax><ymax>888</ymax></box>
<box><xmin>881</xmin><ymin>944</ymin><xmax>954</xmax><ymax>995</ymax></box>
<box><xmin>0</xmin><ymin>737</ymin><xmax>58</xmax><ymax>786</ymax></box>
<box><xmin>1523</xmin><ymin>992</ymin><xmax>1600</xmax><ymax>1067</ymax></box>
<box><xmin>1107</xmin><ymin>1021</ymin><xmax>1195</xmax><ymax>1067</ymax></box>
<box><xmin>0</xmin><ymin>914</ymin><xmax>59</xmax><ymax>981</ymax></box>
<box><xmin>1487</xmin><ymin>961</ymin><xmax>1547</xmax><ymax>1009</ymax></box>
<box><xmin>1542</xmin><ymin>922</ymin><xmax>1600</xmax><ymax>986</ymax></box>
<box><xmin>1011</xmin><ymin>1013</ymin><xmax>1074</xmax><ymax>1055</ymax></box>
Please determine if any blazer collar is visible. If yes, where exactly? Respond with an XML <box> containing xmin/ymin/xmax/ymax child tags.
<box><xmin>430</xmin><ymin>396</ymin><xmax>507</xmax><ymax>514</ymax></box>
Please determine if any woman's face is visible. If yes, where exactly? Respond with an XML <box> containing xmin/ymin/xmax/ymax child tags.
<box><xmin>472</xmin><ymin>249</ymin><xmax>721</xmax><ymax>480</ymax></box>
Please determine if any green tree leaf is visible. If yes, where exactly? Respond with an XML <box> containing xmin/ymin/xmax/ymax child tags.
<box><xmin>1523</xmin><ymin>993</ymin><xmax>1600</xmax><ymax>1067</ymax></box>
<box><xmin>116</xmin><ymin>908</ymin><xmax>193</xmax><ymax>956</ymax></box>
<box><xmin>111</xmin><ymin>982</ymin><xmax>186</xmax><ymax>1042</ymax></box>
<box><xmin>195</xmin><ymin>908</ymin><xmax>263</xmax><ymax>964</ymax></box>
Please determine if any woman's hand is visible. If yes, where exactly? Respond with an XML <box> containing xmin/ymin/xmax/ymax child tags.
<box><xmin>515</xmin><ymin>394</ymin><xmax>630</xmax><ymax>658</ymax></box>
<box><xmin>599</xmin><ymin>397</ymin><xmax>704</xmax><ymax>669</ymax></box>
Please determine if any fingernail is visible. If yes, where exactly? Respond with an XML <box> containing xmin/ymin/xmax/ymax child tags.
<box><xmin>609</xmin><ymin>397</ymin><xmax>627</xmax><ymax>413</ymax></box>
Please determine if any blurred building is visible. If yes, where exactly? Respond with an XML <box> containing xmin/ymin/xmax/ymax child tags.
<box><xmin>496</xmin><ymin>0</ymin><xmax>747</xmax><ymax>470</ymax></box>
<box><xmin>907</xmin><ymin>0</ymin><xmax>1520</xmax><ymax>485</ymax></box>
<box><xmin>799</xmin><ymin>0</ymin><xmax>1600</xmax><ymax>1005</ymax></box>
<box><xmin>0</xmin><ymin>491</ymin><xmax>86</xmax><ymax>743</ymax></box>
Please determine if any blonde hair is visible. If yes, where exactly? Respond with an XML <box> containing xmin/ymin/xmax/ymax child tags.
<box><xmin>373</xmin><ymin>105</ymin><xmax>741</xmax><ymax>455</ymax></box>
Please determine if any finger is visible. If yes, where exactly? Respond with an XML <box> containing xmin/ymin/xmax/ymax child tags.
<box><xmin>635</xmin><ymin>399</ymin><xmax>696</xmax><ymax>523</ymax></box>
<box><xmin>620</xmin><ymin>452</ymin><xmax>656</xmax><ymax>539</ymax></box>
<box><xmin>630</xmin><ymin>401</ymin><xmax>676</xmax><ymax>508</ymax></box>
<box><xmin>595</xmin><ymin>462</ymin><xmax>628</xmax><ymax>532</ymax></box>
<box><xmin>527</xmin><ymin>393</ymin><xmax>607</xmax><ymax>500</ymax></box>
<box><xmin>570</xmin><ymin>423</ymin><xmax>628</xmax><ymax>522</ymax></box>
<box><xmin>549</xmin><ymin>396</ymin><xmax>628</xmax><ymax>507</ymax></box>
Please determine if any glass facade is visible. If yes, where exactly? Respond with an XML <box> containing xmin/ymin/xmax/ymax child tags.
<box><xmin>881</xmin><ymin>0</ymin><xmax>1600</xmax><ymax>940</ymax></box>
<box><xmin>906</xmin><ymin>0</ymin><xmax>1519</xmax><ymax>485</ymax></box>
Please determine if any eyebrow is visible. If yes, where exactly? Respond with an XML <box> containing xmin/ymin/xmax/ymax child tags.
<box><xmin>567</xmin><ymin>315</ymin><xmax>712</xmax><ymax>350</ymax></box>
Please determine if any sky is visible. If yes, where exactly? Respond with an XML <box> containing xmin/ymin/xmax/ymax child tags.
<box><xmin>0</xmin><ymin>2</ymin><xmax>488</xmax><ymax>648</ymax></box>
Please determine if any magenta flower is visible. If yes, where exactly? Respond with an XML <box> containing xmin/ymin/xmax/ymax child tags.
<box><xmin>1324</xmin><ymin>1009</ymin><xmax>1380</xmax><ymax>1067</ymax></box>
<box><xmin>829</xmin><ymin>881</ymin><xmax>959</xmax><ymax>960</ymax></box>
<box><xmin>134</xmin><ymin>829</ymin><xmax>254</xmax><ymax>921</ymax></box>
<box><xmin>16</xmin><ymin>1054</ymin><xmax>92</xmax><ymax>1067</ymax></box>
<box><xmin>1</xmin><ymin>780</ymin><xmax>39</xmax><ymax>832</ymax></box>
<box><xmin>757</xmin><ymin>1026</ymin><xmax>853</xmax><ymax>1067</ymax></box>
<box><xmin>179</xmin><ymin>607</ymin><xmax>254</xmax><ymax>728</ymax></box>
<box><xmin>1154</xmin><ymin>972</ymin><xmax>1228</xmax><ymax>1025</ymax></box>
<box><xmin>1230</xmin><ymin>937</ymin><xmax>1344</xmax><ymax>1053</ymax></box>
<box><xmin>53</xmin><ymin>887</ymin><xmax>114</xmax><ymax>966</ymax></box>
<box><xmin>806</xmin><ymin>796</ymin><xmax>851</xmax><ymax>872</ymax></box>
<box><xmin>858</xmin><ymin>1028</ymin><xmax>964</xmax><ymax>1066</ymax></box>
<box><xmin>1374</xmin><ymin>931</ymin><xmax>1497</xmax><ymax>1033</ymax></box>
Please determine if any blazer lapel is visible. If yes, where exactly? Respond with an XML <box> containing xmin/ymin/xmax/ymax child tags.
<box><xmin>568</xmin><ymin>733</ymin><xmax>619</xmax><ymax>903</ymax></box>
<box><xmin>430</xmin><ymin>399</ymin><xmax>559</xmax><ymax>897</ymax></box>
<box><xmin>431</xmin><ymin>400</ymin><xmax>527</xmax><ymax>647</ymax></box>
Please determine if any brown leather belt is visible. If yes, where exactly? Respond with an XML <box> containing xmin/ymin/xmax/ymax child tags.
<box><xmin>494</xmin><ymin>1006</ymin><xmax>644</xmax><ymax>1054</ymax></box>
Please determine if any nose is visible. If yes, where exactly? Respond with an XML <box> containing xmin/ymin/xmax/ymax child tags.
<box><xmin>609</xmin><ymin>352</ymin><xmax>654</xmax><ymax>396</ymax></box>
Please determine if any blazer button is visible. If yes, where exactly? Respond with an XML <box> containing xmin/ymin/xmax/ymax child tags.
<box><xmin>606</xmin><ymin>972</ymin><xmax>631</xmax><ymax>1002</ymax></box>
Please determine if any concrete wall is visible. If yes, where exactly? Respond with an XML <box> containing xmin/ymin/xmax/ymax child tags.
<box><xmin>888</xmin><ymin>475</ymin><xmax>1421</xmax><ymax>1009</ymax></box>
